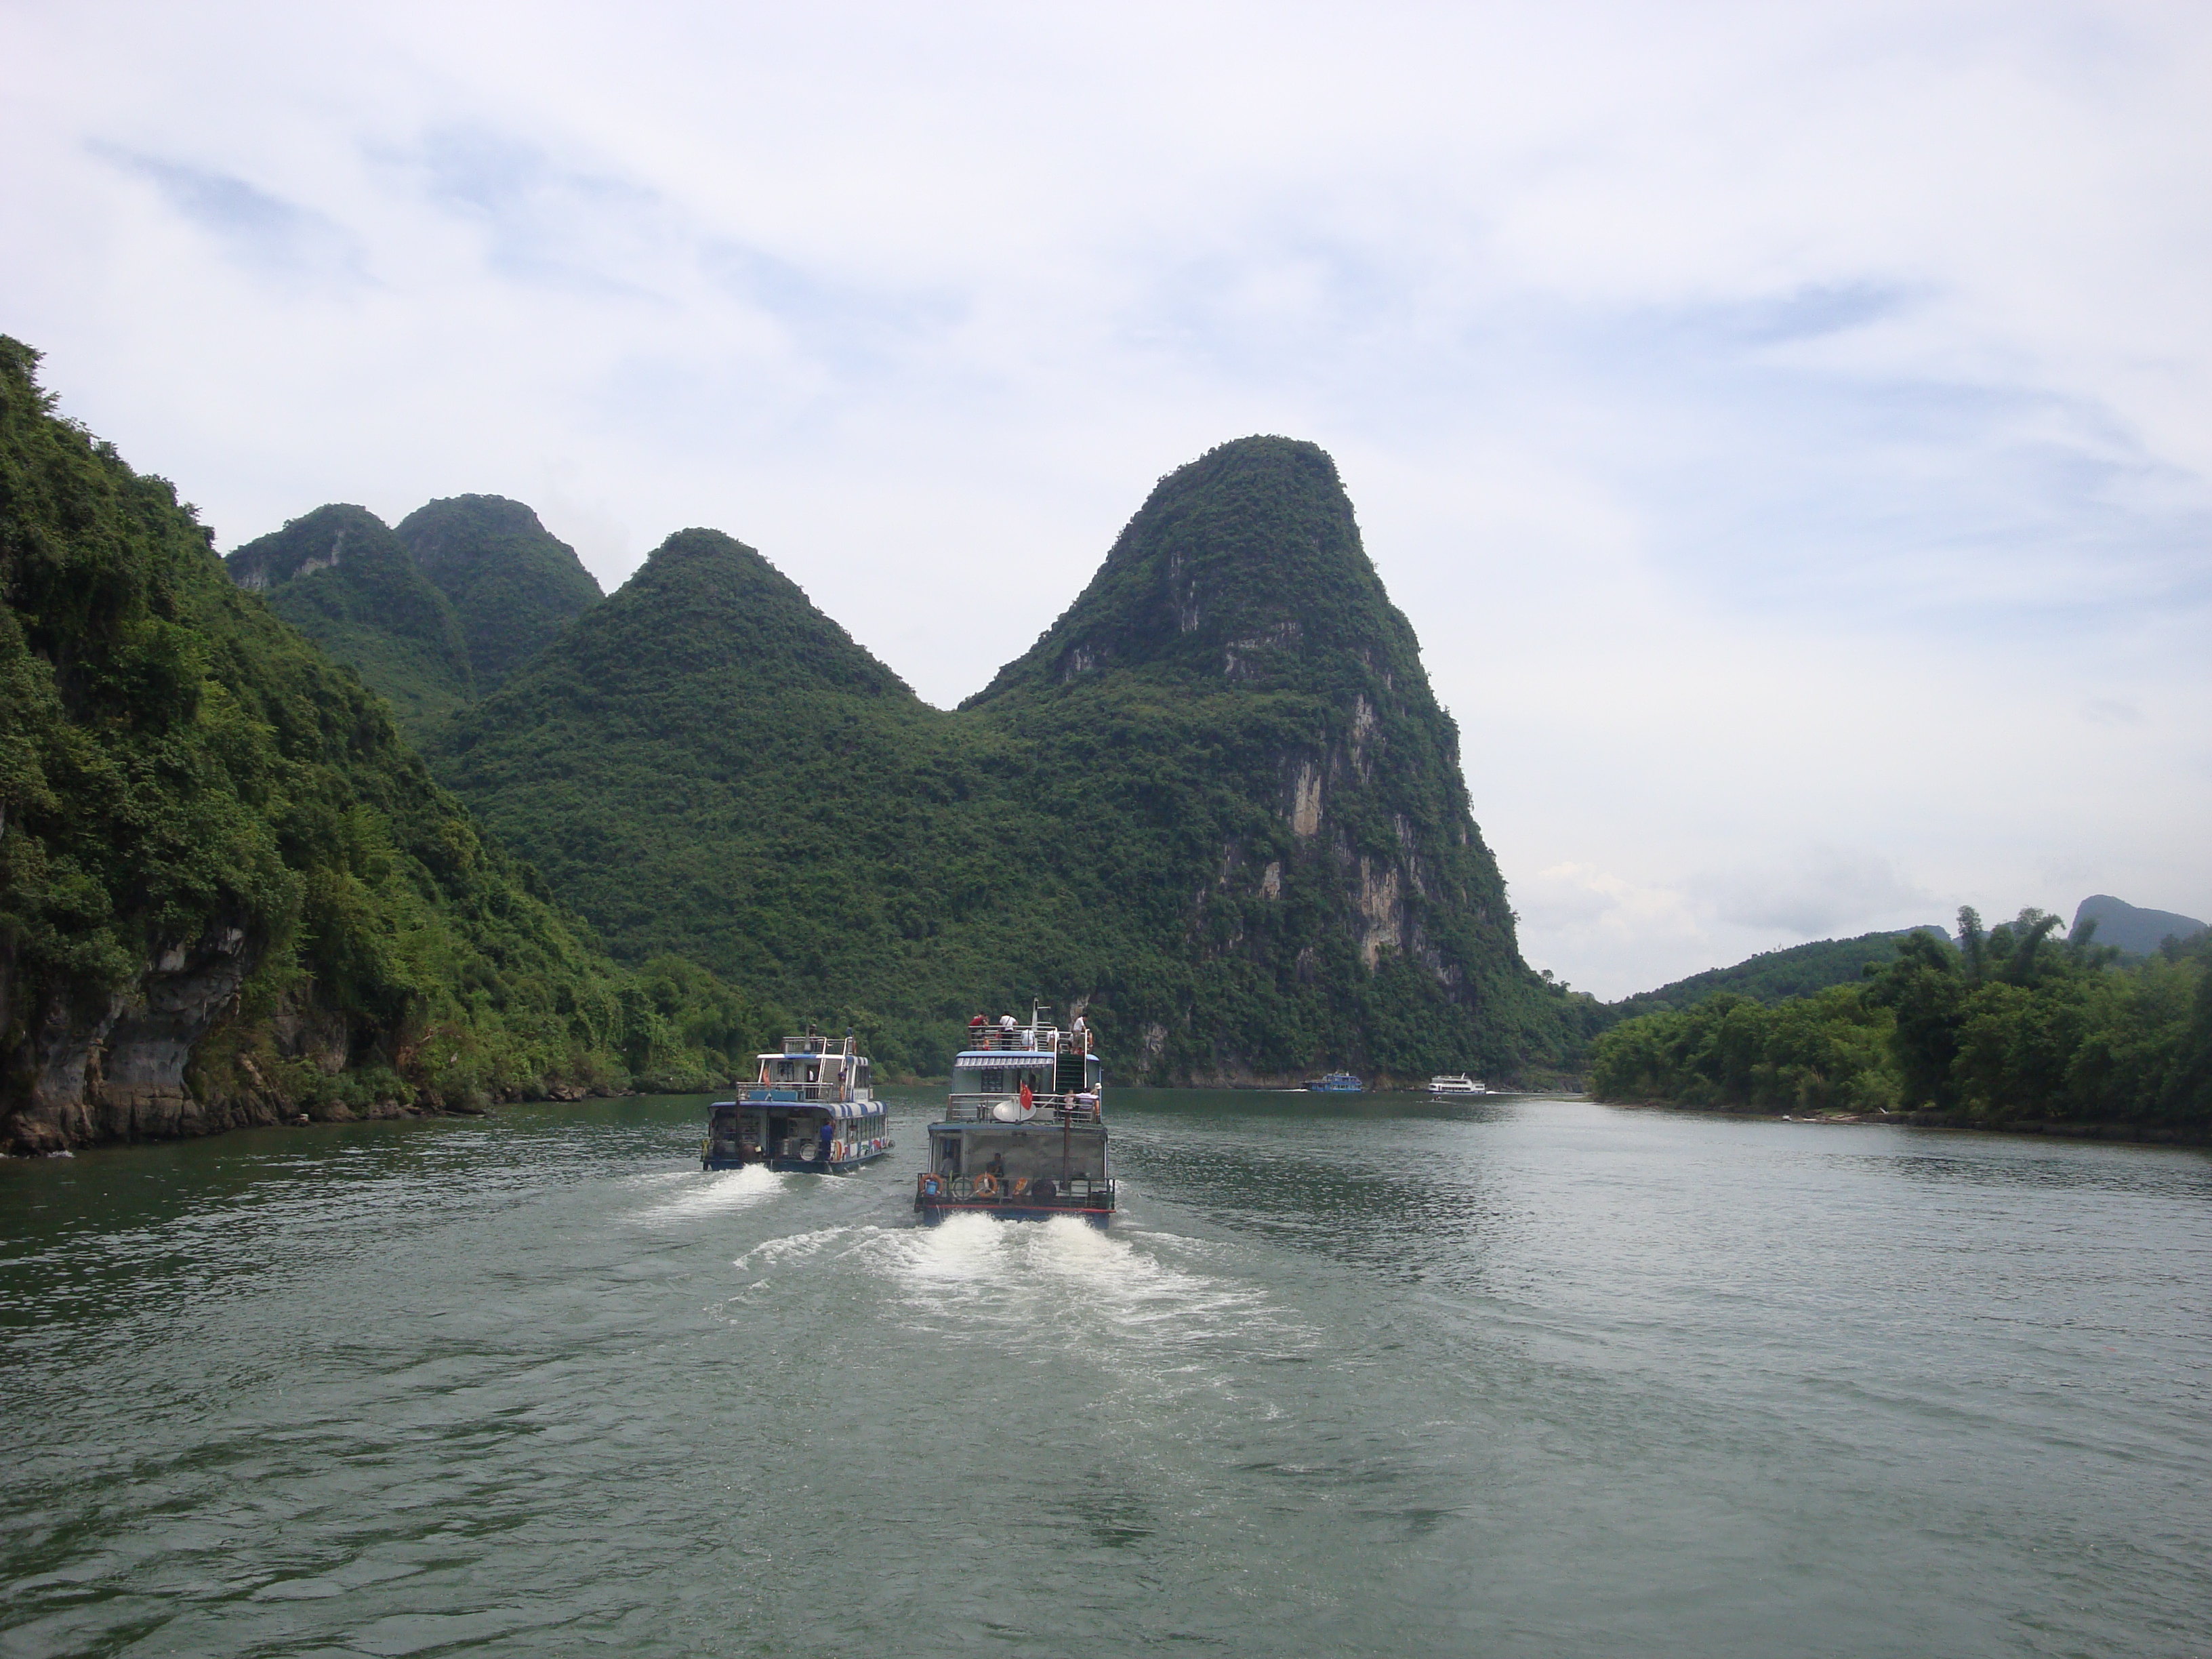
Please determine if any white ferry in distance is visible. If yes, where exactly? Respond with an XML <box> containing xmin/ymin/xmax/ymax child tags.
<box><xmin>701</xmin><ymin>1031</ymin><xmax>891</xmax><ymax>1172</ymax></box>
<box><xmin>916</xmin><ymin>1005</ymin><xmax>1111</xmax><ymax>1225</ymax></box>
<box><xmin>1427</xmin><ymin>1074</ymin><xmax>1489</xmax><ymax>1097</ymax></box>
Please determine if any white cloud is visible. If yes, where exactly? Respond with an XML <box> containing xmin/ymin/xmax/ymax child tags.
<box><xmin>3</xmin><ymin>0</ymin><xmax>2209</xmax><ymax>998</ymax></box>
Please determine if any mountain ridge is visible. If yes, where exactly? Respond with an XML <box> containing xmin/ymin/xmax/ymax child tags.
<box><xmin>395</xmin><ymin>495</ymin><xmax>602</xmax><ymax>694</ymax></box>
<box><xmin>225</xmin><ymin>504</ymin><xmax>476</xmax><ymax>729</ymax></box>
<box><xmin>2072</xmin><ymin>894</ymin><xmax>2207</xmax><ymax>958</ymax></box>
<box><xmin>428</xmin><ymin>435</ymin><xmax>1576</xmax><ymax>1083</ymax></box>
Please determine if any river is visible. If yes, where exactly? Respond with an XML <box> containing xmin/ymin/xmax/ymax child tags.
<box><xmin>3</xmin><ymin>1090</ymin><xmax>2207</xmax><ymax>1657</ymax></box>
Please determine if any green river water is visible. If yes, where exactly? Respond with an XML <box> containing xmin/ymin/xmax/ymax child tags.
<box><xmin>2</xmin><ymin>1090</ymin><xmax>2208</xmax><ymax>1657</ymax></box>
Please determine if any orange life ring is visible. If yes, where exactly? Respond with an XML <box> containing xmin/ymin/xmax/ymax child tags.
<box><xmin>918</xmin><ymin>1173</ymin><xmax>944</xmax><ymax>1200</ymax></box>
<box><xmin>972</xmin><ymin>1171</ymin><xmax>1000</xmax><ymax>1199</ymax></box>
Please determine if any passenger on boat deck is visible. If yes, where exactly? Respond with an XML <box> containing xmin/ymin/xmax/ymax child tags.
<box><xmin>817</xmin><ymin>1121</ymin><xmax>835</xmax><ymax>1162</ymax></box>
<box><xmin>968</xmin><ymin>1012</ymin><xmax>985</xmax><ymax>1031</ymax></box>
<box><xmin>999</xmin><ymin>1014</ymin><xmax>1017</xmax><ymax>1031</ymax></box>
<box><xmin>986</xmin><ymin>1152</ymin><xmax>1006</xmax><ymax>1180</ymax></box>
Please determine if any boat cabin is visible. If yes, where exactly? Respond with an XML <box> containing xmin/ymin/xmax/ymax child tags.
<box><xmin>701</xmin><ymin>1033</ymin><xmax>892</xmax><ymax>1172</ymax></box>
<box><xmin>917</xmin><ymin>1006</ymin><xmax>1113</xmax><ymax>1221</ymax></box>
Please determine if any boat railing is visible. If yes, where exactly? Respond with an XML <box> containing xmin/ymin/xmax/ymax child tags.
<box><xmin>918</xmin><ymin>1172</ymin><xmax>1114</xmax><ymax>1206</ymax></box>
<box><xmin>941</xmin><ymin>1093</ymin><xmax>1101</xmax><ymax>1123</ymax></box>
<box><xmin>737</xmin><ymin>1084</ymin><xmax>852</xmax><ymax>1104</ymax></box>
<box><xmin>963</xmin><ymin>1027</ymin><xmax>1050</xmax><ymax>1052</ymax></box>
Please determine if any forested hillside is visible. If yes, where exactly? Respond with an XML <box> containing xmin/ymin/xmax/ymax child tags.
<box><xmin>1592</xmin><ymin>907</ymin><xmax>2212</xmax><ymax>1135</ymax></box>
<box><xmin>434</xmin><ymin>438</ymin><xmax>1580</xmax><ymax>1082</ymax></box>
<box><xmin>0</xmin><ymin>339</ymin><xmax>766</xmax><ymax>1153</ymax></box>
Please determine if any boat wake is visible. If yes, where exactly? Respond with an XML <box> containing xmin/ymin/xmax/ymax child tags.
<box><xmin>731</xmin><ymin>1225</ymin><xmax>854</xmax><ymax>1273</ymax></box>
<box><xmin>632</xmin><ymin>1164</ymin><xmax>788</xmax><ymax>1223</ymax></box>
<box><xmin>872</xmin><ymin>1212</ymin><xmax>1313</xmax><ymax>1366</ymax></box>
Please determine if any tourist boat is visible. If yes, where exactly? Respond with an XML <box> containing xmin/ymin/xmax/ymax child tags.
<box><xmin>1305</xmin><ymin>1071</ymin><xmax>1364</xmax><ymax>1092</ymax></box>
<box><xmin>701</xmin><ymin>1032</ymin><xmax>891</xmax><ymax>1172</ymax></box>
<box><xmin>915</xmin><ymin>1006</ymin><xmax>1111</xmax><ymax>1225</ymax></box>
<box><xmin>1427</xmin><ymin>1074</ymin><xmax>1488</xmax><ymax>1096</ymax></box>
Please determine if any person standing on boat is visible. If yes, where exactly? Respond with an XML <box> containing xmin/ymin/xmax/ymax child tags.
<box><xmin>817</xmin><ymin>1119</ymin><xmax>835</xmax><ymax>1164</ymax></box>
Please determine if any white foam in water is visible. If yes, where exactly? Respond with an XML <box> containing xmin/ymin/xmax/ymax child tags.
<box><xmin>634</xmin><ymin>1165</ymin><xmax>787</xmax><ymax>1223</ymax></box>
<box><xmin>732</xmin><ymin>1225</ymin><xmax>854</xmax><ymax>1273</ymax></box>
<box><xmin>871</xmin><ymin>1212</ymin><xmax>1313</xmax><ymax>1364</ymax></box>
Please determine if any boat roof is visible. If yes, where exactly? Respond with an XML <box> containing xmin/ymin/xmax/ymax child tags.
<box><xmin>954</xmin><ymin>1050</ymin><xmax>1057</xmax><ymax>1066</ymax></box>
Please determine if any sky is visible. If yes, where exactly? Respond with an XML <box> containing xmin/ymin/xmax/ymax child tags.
<box><xmin>4</xmin><ymin>0</ymin><xmax>2208</xmax><ymax>998</ymax></box>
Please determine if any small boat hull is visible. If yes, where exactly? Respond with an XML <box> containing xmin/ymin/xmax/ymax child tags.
<box><xmin>704</xmin><ymin>1145</ymin><xmax>893</xmax><ymax>1174</ymax></box>
<box><xmin>917</xmin><ymin>1197</ymin><xmax>1112</xmax><ymax>1228</ymax></box>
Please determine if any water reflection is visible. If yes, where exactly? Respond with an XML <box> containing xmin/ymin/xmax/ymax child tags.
<box><xmin>1110</xmin><ymin>1088</ymin><xmax>1538</xmax><ymax>1290</ymax></box>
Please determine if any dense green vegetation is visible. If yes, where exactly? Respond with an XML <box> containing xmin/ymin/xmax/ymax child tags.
<box><xmin>396</xmin><ymin>495</ymin><xmax>602</xmax><ymax>693</ymax></box>
<box><xmin>434</xmin><ymin>438</ymin><xmax>1581</xmax><ymax>1082</ymax></box>
<box><xmin>1592</xmin><ymin>907</ymin><xmax>2212</xmax><ymax>1134</ymax></box>
<box><xmin>1607</xmin><ymin>926</ymin><xmax>1946</xmax><ymax>1018</ymax></box>
<box><xmin>0</xmin><ymin>339</ymin><xmax>769</xmax><ymax>1149</ymax></box>
<box><xmin>224</xmin><ymin>506</ymin><xmax>476</xmax><ymax>732</ymax></box>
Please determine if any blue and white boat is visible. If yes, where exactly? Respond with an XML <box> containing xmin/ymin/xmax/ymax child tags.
<box><xmin>702</xmin><ymin>1033</ymin><xmax>891</xmax><ymax>1172</ymax></box>
<box><xmin>916</xmin><ymin>1006</ymin><xmax>1112</xmax><ymax>1225</ymax></box>
<box><xmin>1305</xmin><ymin>1071</ymin><xmax>1364</xmax><ymax>1092</ymax></box>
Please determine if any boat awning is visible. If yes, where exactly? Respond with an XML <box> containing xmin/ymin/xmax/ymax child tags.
<box><xmin>713</xmin><ymin>1097</ymin><xmax>876</xmax><ymax>1118</ymax></box>
<box><xmin>954</xmin><ymin>1051</ymin><xmax>1055</xmax><ymax>1067</ymax></box>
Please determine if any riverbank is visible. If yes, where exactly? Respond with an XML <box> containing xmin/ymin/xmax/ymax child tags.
<box><xmin>1</xmin><ymin>1078</ymin><xmax>692</xmax><ymax>1157</ymax></box>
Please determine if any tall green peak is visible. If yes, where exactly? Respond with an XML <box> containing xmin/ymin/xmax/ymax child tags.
<box><xmin>430</xmin><ymin>529</ymin><xmax>941</xmax><ymax>1038</ymax></box>
<box><xmin>225</xmin><ymin>504</ymin><xmax>475</xmax><ymax>731</ymax></box>
<box><xmin>394</xmin><ymin>495</ymin><xmax>602</xmax><ymax>694</ymax></box>
<box><xmin>558</xmin><ymin>527</ymin><xmax>914</xmax><ymax>697</ymax></box>
<box><xmin>968</xmin><ymin>436</ymin><xmax>1415</xmax><ymax>707</ymax></box>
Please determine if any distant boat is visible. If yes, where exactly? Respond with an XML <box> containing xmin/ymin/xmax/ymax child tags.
<box><xmin>1427</xmin><ymin>1074</ymin><xmax>1488</xmax><ymax>1096</ymax></box>
<box><xmin>1306</xmin><ymin>1071</ymin><xmax>1364</xmax><ymax>1092</ymax></box>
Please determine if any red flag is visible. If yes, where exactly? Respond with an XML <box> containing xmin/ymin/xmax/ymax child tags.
<box><xmin>1019</xmin><ymin>1078</ymin><xmax>1034</xmax><ymax>1110</ymax></box>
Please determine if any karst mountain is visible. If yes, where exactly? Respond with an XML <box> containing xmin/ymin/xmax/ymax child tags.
<box><xmin>427</xmin><ymin>437</ymin><xmax>1571</xmax><ymax>1080</ymax></box>
<box><xmin>4</xmin><ymin>339</ymin><xmax>1580</xmax><ymax>1151</ymax></box>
